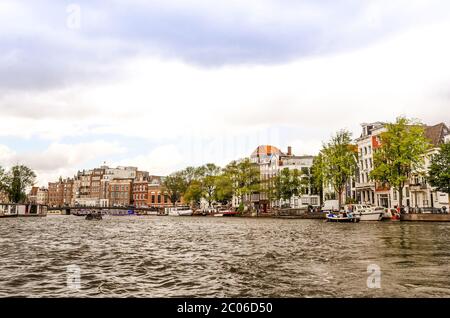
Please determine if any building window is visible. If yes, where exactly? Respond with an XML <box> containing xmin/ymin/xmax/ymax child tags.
<box><xmin>158</xmin><ymin>195</ymin><xmax>161</xmax><ymax>203</ymax></box>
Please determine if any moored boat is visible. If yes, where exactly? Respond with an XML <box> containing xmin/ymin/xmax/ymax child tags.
<box><xmin>0</xmin><ymin>204</ymin><xmax>47</xmax><ymax>218</ymax></box>
<box><xmin>326</xmin><ymin>212</ymin><xmax>360</xmax><ymax>223</ymax></box>
<box><xmin>166</xmin><ymin>206</ymin><xmax>193</xmax><ymax>216</ymax></box>
<box><xmin>348</xmin><ymin>205</ymin><xmax>383</xmax><ymax>221</ymax></box>
<box><xmin>213</xmin><ymin>209</ymin><xmax>239</xmax><ymax>217</ymax></box>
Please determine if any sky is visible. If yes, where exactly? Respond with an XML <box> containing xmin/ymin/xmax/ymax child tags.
<box><xmin>1</xmin><ymin>0</ymin><xmax>450</xmax><ymax>186</ymax></box>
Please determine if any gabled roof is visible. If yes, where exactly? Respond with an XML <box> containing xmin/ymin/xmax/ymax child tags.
<box><xmin>251</xmin><ymin>145</ymin><xmax>284</xmax><ymax>158</ymax></box>
<box><xmin>425</xmin><ymin>123</ymin><xmax>449</xmax><ymax>146</ymax></box>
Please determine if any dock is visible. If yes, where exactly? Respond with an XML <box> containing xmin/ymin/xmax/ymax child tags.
<box><xmin>401</xmin><ymin>213</ymin><xmax>450</xmax><ymax>222</ymax></box>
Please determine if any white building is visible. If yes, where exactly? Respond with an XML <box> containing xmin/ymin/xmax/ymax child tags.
<box><xmin>355</xmin><ymin>121</ymin><xmax>449</xmax><ymax>210</ymax></box>
<box><xmin>249</xmin><ymin>145</ymin><xmax>320</xmax><ymax>212</ymax></box>
<box><xmin>355</xmin><ymin>122</ymin><xmax>386</xmax><ymax>206</ymax></box>
<box><xmin>36</xmin><ymin>187</ymin><xmax>49</xmax><ymax>205</ymax></box>
<box><xmin>408</xmin><ymin>123</ymin><xmax>449</xmax><ymax>211</ymax></box>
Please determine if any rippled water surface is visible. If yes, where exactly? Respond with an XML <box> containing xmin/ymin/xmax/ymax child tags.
<box><xmin>1</xmin><ymin>216</ymin><xmax>450</xmax><ymax>297</ymax></box>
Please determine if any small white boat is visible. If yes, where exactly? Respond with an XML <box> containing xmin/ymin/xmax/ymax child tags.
<box><xmin>213</xmin><ymin>209</ymin><xmax>239</xmax><ymax>217</ymax></box>
<box><xmin>350</xmin><ymin>205</ymin><xmax>383</xmax><ymax>221</ymax></box>
<box><xmin>326</xmin><ymin>212</ymin><xmax>359</xmax><ymax>223</ymax></box>
<box><xmin>166</xmin><ymin>207</ymin><xmax>193</xmax><ymax>216</ymax></box>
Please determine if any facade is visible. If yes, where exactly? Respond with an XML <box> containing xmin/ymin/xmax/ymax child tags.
<box><xmin>249</xmin><ymin>145</ymin><xmax>320</xmax><ymax>212</ymax></box>
<box><xmin>146</xmin><ymin>176</ymin><xmax>184</xmax><ymax>208</ymax></box>
<box><xmin>133</xmin><ymin>180</ymin><xmax>149</xmax><ymax>207</ymax></box>
<box><xmin>48</xmin><ymin>181</ymin><xmax>64</xmax><ymax>207</ymax></box>
<box><xmin>109</xmin><ymin>179</ymin><xmax>133</xmax><ymax>207</ymax></box>
<box><xmin>28</xmin><ymin>187</ymin><xmax>39</xmax><ymax>204</ymax></box>
<box><xmin>36</xmin><ymin>188</ymin><xmax>49</xmax><ymax>205</ymax></box>
<box><xmin>62</xmin><ymin>179</ymin><xmax>73</xmax><ymax>206</ymax></box>
<box><xmin>354</xmin><ymin>122</ymin><xmax>386</xmax><ymax>206</ymax></box>
<box><xmin>355</xmin><ymin>121</ymin><xmax>450</xmax><ymax>210</ymax></box>
<box><xmin>408</xmin><ymin>123</ymin><xmax>450</xmax><ymax>210</ymax></box>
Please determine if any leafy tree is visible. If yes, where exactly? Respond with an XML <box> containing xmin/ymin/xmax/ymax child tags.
<box><xmin>370</xmin><ymin>117</ymin><xmax>430</xmax><ymax>208</ymax></box>
<box><xmin>214</xmin><ymin>174</ymin><xmax>233</xmax><ymax>205</ymax></box>
<box><xmin>428</xmin><ymin>142</ymin><xmax>450</xmax><ymax>206</ymax></box>
<box><xmin>276</xmin><ymin>168</ymin><xmax>303</xmax><ymax>205</ymax></box>
<box><xmin>181</xmin><ymin>166</ymin><xmax>202</xmax><ymax>186</ymax></box>
<box><xmin>260</xmin><ymin>174</ymin><xmax>281</xmax><ymax>209</ymax></box>
<box><xmin>0</xmin><ymin>166</ymin><xmax>7</xmax><ymax>192</ymax></box>
<box><xmin>6</xmin><ymin>165</ymin><xmax>37</xmax><ymax>203</ymax></box>
<box><xmin>321</xmin><ymin>130</ymin><xmax>357</xmax><ymax>209</ymax></box>
<box><xmin>183</xmin><ymin>179</ymin><xmax>203</xmax><ymax>208</ymax></box>
<box><xmin>162</xmin><ymin>171</ymin><xmax>188</xmax><ymax>207</ymax></box>
<box><xmin>200</xmin><ymin>163</ymin><xmax>221</xmax><ymax>208</ymax></box>
<box><xmin>311</xmin><ymin>153</ymin><xmax>325</xmax><ymax>204</ymax></box>
<box><xmin>223</xmin><ymin>159</ymin><xmax>260</xmax><ymax>212</ymax></box>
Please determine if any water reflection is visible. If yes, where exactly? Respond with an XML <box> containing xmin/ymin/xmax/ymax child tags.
<box><xmin>0</xmin><ymin>216</ymin><xmax>449</xmax><ymax>297</ymax></box>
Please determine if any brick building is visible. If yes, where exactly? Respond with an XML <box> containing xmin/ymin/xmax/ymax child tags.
<box><xmin>109</xmin><ymin>179</ymin><xmax>133</xmax><ymax>207</ymax></box>
<box><xmin>133</xmin><ymin>180</ymin><xmax>149</xmax><ymax>207</ymax></box>
<box><xmin>48</xmin><ymin>181</ymin><xmax>64</xmax><ymax>207</ymax></box>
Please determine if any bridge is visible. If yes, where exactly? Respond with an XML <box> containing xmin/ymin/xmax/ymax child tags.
<box><xmin>47</xmin><ymin>206</ymin><xmax>165</xmax><ymax>215</ymax></box>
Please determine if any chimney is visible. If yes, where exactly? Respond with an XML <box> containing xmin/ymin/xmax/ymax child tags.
<box><xmin>287</xmin><ymin>146</ymin><xmax>292</xmax><ymax>156</ymax></box>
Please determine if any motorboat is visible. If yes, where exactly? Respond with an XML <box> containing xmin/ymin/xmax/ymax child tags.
<box><xmin>166</xmin><ymin>206</ymin><xmax>193</xmax><ymax>216</ymax></box>
<box><xmin>326</xmin><ymin>212</ymin><xmax>359</xmax><ymax>223</ymax></box>
<box><xmin>350</xmin><ymin>205</ymin><xmax>383</xmax><ymax>221</ymax></box>
<box><xmin>85</xmin><ymin>213</ymin><xmax>102</xmax><ymax>220</ymax></box>
<box><xmin>213</xmin><ymin>209</ymin><xmax>239</xmax><ymax>217</ymax></box>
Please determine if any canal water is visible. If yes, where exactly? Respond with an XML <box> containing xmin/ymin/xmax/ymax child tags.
<box><xmin>1</xmin><ymin>216</ymin><xmax>450</xmax><ymax>297</ymax></box>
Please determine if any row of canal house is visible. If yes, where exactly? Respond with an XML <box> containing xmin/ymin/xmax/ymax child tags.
<box><xmin>236</xmin><ymin>121</ymin><xmax>449</xmax><ymax>212</ymax></box>
<box><xmin>42</xmin><ymin>165</ymin><xmax>184</xmax><ymax>209</ymax></box>
<box><xmin>353</xmin><ymin>122</ymin><xmax>449</xmax><ymax>210</ymax></box>
<box><xmin>235</xmin><ymin>145</ymin><xmax>320</xmax><ymax>213</ymax></box>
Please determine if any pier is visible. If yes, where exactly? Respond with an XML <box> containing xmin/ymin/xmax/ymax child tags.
<box><xmin>401</xmin><ymin>213</ymin><xmax>450</xmax><ymax>222</ymax></box>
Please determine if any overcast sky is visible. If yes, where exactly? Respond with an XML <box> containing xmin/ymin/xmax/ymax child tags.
<box><xmin>1</xmin><ymin>0</ymin><xmax>450</xmax><ymax>186</ymax></box>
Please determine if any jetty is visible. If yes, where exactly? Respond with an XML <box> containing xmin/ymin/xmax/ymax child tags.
<box><xmin>401</xmin><ymin>213</ymin><xmax>450</xmax><ymax>222</ymax></box>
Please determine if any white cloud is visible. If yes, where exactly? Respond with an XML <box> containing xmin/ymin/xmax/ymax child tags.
<box><xmin>0</xmin><ymin>141</ymin><xmax>126</xmax><ymax>185</ymax></box>
<box><xmin>112</xmin><ymin>145</ymin><xmax>183</xmax><ymax>176</ymax></box>
<box><xmin>1</xmin><ymin>11</ymin><xmax>449</xmax><ymax>179</ymax></box>
<box><xmin>4</xmin><ymin>19</ymin><xmax>449</xmax><ymax>141</ymax></box>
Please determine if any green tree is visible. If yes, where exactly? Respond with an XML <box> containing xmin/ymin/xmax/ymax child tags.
<box><xmin>223</xmin><ymin>159</ymin><xmax>260</xmax><ymax>212</ymax></box>
<box><xmin>214</xmin><ymin>174</ymin><xmax>233</xmax><ymax>205</ymax></box>
<box><xmin>321</xmin><ymin>130</ymin><xmax>357</xmax><ymax>209</ymax></box>
<box><xmin>428</xmin><ymin>142</ymin><xmax>450</xmax><ymax>206</ymax></box>
<box><xmin>183</xmin><ymin>179</ymin><xmax>203</xmax><ymax>208</ymax></box>
<box><xmin>162</xmin><ymin>171</ymin><xmax>188</xmax><ymax>207</ymax></box>
<box><xmin>6</xmin><ymin>165</ymin><xmax>37</xmax><ymax>203</ymax></box>
<box><xmin>311</xmin><ymin>153</ymin><xmax>325</xmax><ymax>204</ymax></box>
<box><xmin>260</xmin><ymin>174</ymin><xmax>281</xmax><ymax>209</ymax></box>
<box><xmin>0</xmin><ymin>166</ymin><xmax>7</xmax><ymax>193</ymax></box>
<box><xmin>370</xmin><ymin>117</ymin><xmax>430</xmax><ymax>208</ymax></box>
<box><xmin>200</xmin><ymin>163</ymin><xmax>221</xmax><ymax>208</ymax></box>
<box><xmin>276</xmin><ymin>168</ymin><xmax>303</xmax><ymax>205</ymax></box>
